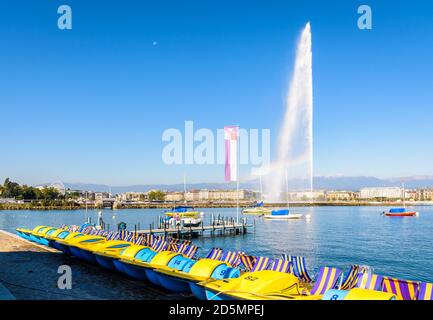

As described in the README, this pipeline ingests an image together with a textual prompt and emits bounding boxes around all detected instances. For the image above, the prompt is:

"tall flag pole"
[224,126,239,223]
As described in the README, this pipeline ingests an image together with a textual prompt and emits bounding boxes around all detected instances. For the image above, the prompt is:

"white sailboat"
[243,174,272,215]
[382,182,419,217]
[263,169,303,220]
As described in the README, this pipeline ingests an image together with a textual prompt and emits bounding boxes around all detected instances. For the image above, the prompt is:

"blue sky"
[0,0,432,185]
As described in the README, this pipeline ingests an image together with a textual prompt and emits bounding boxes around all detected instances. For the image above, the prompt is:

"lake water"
[1,206,432,283]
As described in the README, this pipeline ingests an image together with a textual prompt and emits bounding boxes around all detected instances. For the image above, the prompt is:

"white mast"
[285,168,290,208]
[259,173,263,202]
[183,173,187,204]
[236,129,240,224]
[85,191,88,223]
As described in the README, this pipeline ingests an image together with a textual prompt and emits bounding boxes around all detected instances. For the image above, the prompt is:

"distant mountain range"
[63,176,433,193]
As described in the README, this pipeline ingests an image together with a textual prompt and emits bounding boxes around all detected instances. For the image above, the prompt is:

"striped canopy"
[340,265,360,290]
[356,273,383,291]
[134,234,144,245]
[151,239,169,252]
[417,282,433,300]
[281,254,313,283]
[182,245,198,258]
[310,267,342,296]
[251,256,271,272]
[239,253,256,271]
[220,251,241,268]
[206,247,223,260]
[382,277,419,300]
[269,258,292,273]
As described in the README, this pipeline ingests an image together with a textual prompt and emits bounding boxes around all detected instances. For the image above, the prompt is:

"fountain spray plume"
[265,22,313,202]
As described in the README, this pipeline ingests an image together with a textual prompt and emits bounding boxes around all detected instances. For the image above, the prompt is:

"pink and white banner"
[224,126,239,182]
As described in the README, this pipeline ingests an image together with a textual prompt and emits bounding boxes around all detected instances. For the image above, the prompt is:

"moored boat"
[154,257,241,298]
[118,250,184,286]
[263,209,303,220]
[26,226,59,245]
[57,234,107,260]
[164,206,200,218]
[322,288,396,300]
[383,183,419,217]
[50,231,86,254]
[242,207,272,215]
[383,208,418,217]
[199,270,320,300]
[16,225,48,243]
[242,202,272,215]
[16,226,47,241]
[91,240,134,270]
[112,244,154,279]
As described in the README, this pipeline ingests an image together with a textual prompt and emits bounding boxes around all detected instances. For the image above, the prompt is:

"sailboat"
[383,183,419,217]
[164,174,204,226]
[242,201,272,215]
[263,169,303,220]
[243,175,272,215]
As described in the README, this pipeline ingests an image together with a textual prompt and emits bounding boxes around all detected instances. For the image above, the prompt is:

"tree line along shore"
[1,201,429,211]
[2,178,432,211]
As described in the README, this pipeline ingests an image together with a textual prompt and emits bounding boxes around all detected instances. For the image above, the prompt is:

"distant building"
[326,191,358,201]
[165,192,184,202]
[404,189,418,201]
[95,192,110,201]
[418,189,433,201]
[287,190,326,201]
[184,191,200,202]
[359,187,402,199]
[118,192,148,202]
[35,181,66,196]
[198,189,256,201]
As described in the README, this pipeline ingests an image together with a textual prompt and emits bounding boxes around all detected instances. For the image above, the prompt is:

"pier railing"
[134,214,253,239]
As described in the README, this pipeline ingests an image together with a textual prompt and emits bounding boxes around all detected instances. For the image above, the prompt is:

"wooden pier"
[136,219,254,239]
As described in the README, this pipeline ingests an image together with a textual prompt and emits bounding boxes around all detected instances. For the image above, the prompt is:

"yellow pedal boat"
[111,244,156,280]
[198,270,320,300]
[153,258,240,298]
[89,240,134,270]
[16,225,51,244]
[321,288,396,300]
[22,226,61,246]
[56,234,106,258]
[118,250,182,284]
[199,270,398,300]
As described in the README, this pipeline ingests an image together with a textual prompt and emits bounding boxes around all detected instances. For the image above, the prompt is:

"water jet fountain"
[265,22,313,202]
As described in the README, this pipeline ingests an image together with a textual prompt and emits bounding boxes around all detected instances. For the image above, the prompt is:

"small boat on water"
[242,202,272,215]
[163,206,203,227]
[263,209,303,220]
[383,182,419,217]
[163,215,202,228]
[383,208,419,217]
[164,206,200,218]
[262,170,303,220]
